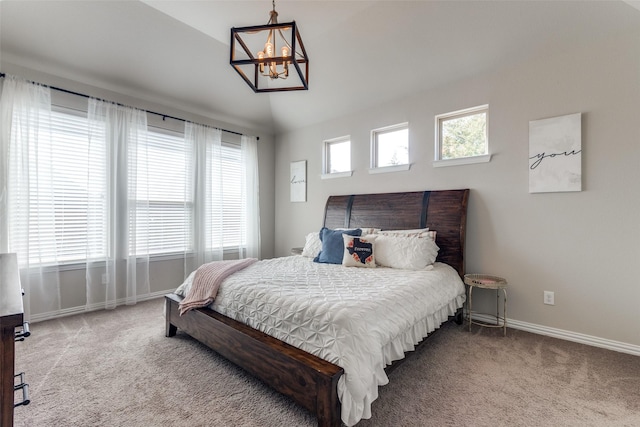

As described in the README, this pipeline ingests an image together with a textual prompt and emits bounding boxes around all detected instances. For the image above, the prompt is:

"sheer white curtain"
[184,123,260,273]
[86,98,150,309]
[241,135,261,259]
[1,75,260,318]
[186,122,224,269]
[0,75,61,320]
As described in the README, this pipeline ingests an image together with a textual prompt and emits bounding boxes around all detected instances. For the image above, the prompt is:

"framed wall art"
[290,160,307,202]
[529,112,582,193]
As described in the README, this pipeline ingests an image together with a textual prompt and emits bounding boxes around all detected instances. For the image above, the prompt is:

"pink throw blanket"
[179,258,257,315]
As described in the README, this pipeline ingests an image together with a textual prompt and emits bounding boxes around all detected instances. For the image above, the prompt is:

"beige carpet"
[14,298,640,427]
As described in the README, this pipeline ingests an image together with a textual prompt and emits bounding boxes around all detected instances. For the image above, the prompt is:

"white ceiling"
[1,1,639,135]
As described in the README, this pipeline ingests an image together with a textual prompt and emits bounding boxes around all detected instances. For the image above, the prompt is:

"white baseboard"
[472,313,640,357]
[29,289,171,323]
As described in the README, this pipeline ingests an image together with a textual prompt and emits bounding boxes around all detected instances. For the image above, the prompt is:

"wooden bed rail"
[165,293,343,427]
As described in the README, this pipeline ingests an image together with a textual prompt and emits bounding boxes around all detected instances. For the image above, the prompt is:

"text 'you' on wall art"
[529,112,582,193]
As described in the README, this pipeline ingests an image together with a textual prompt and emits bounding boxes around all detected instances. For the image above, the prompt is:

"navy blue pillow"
[313,227,362,264]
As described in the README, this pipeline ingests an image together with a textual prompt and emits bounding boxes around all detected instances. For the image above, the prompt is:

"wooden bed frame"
[165,189,469,426]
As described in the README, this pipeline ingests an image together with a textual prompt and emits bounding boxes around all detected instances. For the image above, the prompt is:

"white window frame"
[434,104,491,167]
[321,135,352,179]
[369,122,410,174]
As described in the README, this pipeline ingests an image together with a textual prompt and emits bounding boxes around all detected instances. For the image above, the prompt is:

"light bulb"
[257,51,265,73]
[265,42,274,57]
[281,46,290,78]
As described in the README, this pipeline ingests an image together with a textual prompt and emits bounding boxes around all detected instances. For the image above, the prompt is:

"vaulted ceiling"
[2,1,639,135]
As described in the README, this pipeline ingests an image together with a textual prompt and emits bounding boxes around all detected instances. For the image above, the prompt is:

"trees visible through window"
[436,105,488,161]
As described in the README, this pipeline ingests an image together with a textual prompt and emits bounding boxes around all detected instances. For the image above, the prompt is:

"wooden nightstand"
[1,253,30,425]
[464,274,508,336]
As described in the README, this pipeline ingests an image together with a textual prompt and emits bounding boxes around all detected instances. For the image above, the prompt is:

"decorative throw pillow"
[375,234,439,270]
[314,227,362,264]
[342,235,377,268]
[301,232,322,258]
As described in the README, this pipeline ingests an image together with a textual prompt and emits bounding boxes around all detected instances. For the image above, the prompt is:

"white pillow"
[378,227,428,235]
[375,234,439,270]
[301,232,322,258]
[377,228,436,242]
[337,227,381,235]
[342,234,377,268]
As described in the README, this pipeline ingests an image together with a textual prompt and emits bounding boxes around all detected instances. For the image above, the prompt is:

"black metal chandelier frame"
[230,20,309,93]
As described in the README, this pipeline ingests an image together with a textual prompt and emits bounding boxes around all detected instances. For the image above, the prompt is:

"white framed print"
[290,160,307,202]
[529,113,582,193]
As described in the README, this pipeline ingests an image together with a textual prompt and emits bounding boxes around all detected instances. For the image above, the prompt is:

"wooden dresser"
[0,254,29,427]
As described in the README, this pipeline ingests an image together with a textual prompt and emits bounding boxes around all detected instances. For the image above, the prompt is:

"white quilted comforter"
[175,256,465,426]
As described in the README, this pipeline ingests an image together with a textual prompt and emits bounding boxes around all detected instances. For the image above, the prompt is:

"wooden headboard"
[323,189,470,278]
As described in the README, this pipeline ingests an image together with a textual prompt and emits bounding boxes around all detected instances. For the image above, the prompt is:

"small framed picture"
[290,160,306,202]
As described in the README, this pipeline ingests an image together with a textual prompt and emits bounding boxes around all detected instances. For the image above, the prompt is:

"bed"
[165,189,469,426]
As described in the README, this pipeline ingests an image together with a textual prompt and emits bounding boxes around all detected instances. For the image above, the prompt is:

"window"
[322,136,351,178]
[10,107,106,265]
[370,122,409,173]
[211,140,244,248]
[134,130,245,255]
[9,105,246,266]
[133,128,193,256]
[435,105,490,166]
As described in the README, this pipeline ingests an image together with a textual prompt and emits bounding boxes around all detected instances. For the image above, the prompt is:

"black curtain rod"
[0,72,256,139]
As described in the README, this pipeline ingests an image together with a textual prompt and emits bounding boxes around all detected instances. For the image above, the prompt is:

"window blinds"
[16,107,245,265]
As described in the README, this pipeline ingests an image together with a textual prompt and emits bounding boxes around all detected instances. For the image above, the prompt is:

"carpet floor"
[14,298,640,426]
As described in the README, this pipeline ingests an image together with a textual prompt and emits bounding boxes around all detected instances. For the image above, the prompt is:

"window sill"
[368,164,411,174]
[433,154,491,168]
[321,171,353,179]
[20,248,246,272]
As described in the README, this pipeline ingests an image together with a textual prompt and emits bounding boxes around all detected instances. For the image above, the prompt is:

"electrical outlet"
[543,291,555,305]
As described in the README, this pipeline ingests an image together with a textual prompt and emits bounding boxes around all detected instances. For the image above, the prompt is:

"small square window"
[371,123,409,171]
[323,136,351,176]
[435,105,489,164]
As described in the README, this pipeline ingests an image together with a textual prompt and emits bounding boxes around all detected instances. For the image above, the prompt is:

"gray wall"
[274,27,640,348]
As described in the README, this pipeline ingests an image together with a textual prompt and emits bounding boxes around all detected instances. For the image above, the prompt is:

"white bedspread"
[175,256,465,426]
